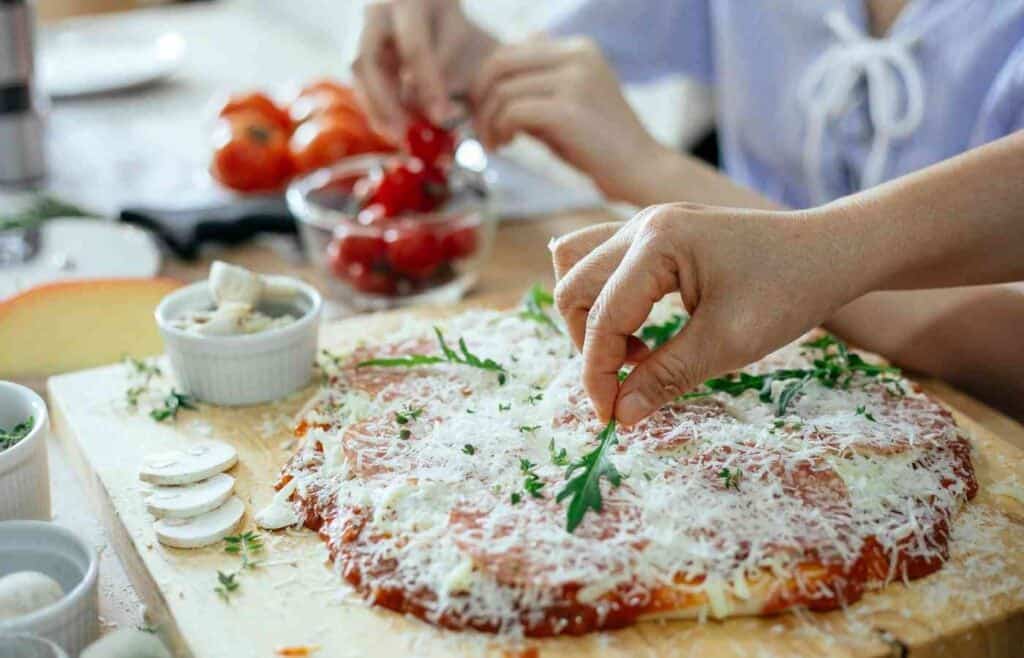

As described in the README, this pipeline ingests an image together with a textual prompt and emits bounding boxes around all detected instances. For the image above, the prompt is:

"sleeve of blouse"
[970,37,1024,145]
[548,0,713,85]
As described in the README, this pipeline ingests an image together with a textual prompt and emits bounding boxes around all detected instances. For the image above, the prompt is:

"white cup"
[0,382,50,521]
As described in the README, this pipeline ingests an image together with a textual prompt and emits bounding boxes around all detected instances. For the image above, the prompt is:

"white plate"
[41,23,185,99]
[0,219,161,300]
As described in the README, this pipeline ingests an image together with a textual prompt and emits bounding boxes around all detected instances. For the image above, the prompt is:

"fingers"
[353,3,404,137]
[582,231,681,423]
[554,226,634,350]
[469,42,563,112]
[391,0,450,124]
[615,312,717,425]
[474,71,560,147]
[550,222,621,283]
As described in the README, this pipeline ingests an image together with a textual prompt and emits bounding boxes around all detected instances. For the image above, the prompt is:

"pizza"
[274,295,977,637]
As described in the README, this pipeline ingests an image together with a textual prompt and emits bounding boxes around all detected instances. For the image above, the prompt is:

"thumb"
[614,311,718,426]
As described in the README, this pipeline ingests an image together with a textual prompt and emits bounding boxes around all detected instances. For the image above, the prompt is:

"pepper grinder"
[0,0,46,183]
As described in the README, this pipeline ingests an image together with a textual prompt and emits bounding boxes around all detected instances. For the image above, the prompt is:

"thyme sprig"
[556,420,622,533]
[124,356,162,408]
[150,390,198,422]
[215,531,264,603]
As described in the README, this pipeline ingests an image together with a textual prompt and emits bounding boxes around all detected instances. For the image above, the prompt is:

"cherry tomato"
[290,115,374,174]
[341,262,398,295]
[356,203,389,226]
[210,111,293,192]
[219,92,293,133]
[439,224,479,260]
[365,161,428,216]
[385,221,443,278]
[405,117,455,165]
[328,231,387,270]
[416,163,449,212]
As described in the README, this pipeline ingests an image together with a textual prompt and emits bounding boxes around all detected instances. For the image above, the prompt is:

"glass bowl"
[287,152,496,311]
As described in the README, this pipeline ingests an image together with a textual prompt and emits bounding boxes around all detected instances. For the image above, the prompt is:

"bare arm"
[552,132,1024,423]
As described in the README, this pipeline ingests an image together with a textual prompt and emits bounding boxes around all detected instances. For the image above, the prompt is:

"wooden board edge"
[47,377,197,658]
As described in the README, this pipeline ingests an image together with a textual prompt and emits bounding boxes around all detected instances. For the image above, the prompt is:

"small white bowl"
[154,276,322,406]
[0,521,99,655]
[0,382,50,521]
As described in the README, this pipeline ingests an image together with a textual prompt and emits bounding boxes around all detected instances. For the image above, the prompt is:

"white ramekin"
[154,276,322,406]
[0,634,70,658]
[0,521,100,655]
[0,382,50,521]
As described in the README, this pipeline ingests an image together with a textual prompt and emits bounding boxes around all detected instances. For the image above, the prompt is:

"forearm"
[624,144,780,210]
[828,131,1024,293]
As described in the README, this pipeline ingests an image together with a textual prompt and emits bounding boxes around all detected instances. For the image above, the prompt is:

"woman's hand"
[470,36,667,203]
[353,0,498,138]
[551,203,867,426]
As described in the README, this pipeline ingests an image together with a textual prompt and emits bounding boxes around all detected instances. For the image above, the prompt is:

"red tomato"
[405,117,455,165]
[366,161,428,216]
[439,224,479,260]
[289,79,360,124]
[328,231,387,271]
[290,116,373,174]
[210,111,293,192]
[341,262,398,295]
[385,222,443,278]
[417,164,449,212]
[219,92,293,133]
[356,203,389,226]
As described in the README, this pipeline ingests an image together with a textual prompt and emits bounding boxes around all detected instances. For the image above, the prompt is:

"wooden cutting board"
[48,312,1024,658]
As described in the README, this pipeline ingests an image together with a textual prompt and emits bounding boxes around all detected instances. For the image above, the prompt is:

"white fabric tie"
[798,10,925,204]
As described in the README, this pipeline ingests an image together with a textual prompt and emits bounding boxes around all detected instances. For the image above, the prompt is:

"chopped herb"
[399,428,411,440]
[466,408,476,414]
[394,405,424,425]
[462,444,476,455]
[773,419,785,428]
[150,390,197,422]
[519,284,560,333]
[524,472,545,498]
[548,439,569,467]
[617,369,629,382]
[524,392,544,405]
[519,458,536,472]
[0,194,92,231]
[856,405,877,422]
[498,402,511,412]
[510,492,522,505]
[556,420,622,533]
[643,472,654,482]
[518,425,541,433]
[357,327,507,385]
[0,416,33,452]
[640,314,685,348]
[718,468,742,490]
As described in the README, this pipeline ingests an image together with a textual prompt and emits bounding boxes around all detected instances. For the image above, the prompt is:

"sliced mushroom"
[146,473,236,519]
[154,496,245,548]
[139,441,238,486]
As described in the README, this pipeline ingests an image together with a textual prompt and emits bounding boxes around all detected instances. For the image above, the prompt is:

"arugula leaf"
[856,405,877,422]
[150,391,197,422]
[718,468,741,490]
[355,354,447,368]
[519,284,561,333]
[775,374,811,417]
[462,444,476,455]
[640,314,685,348]
[0,416,34,452]
[357,326,506,384]
[556,420,622,533]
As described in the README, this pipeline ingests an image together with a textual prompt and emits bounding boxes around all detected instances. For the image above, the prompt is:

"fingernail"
[616,390,651,426]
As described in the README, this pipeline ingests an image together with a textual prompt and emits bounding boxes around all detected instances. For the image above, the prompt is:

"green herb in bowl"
[0,415,34,452]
